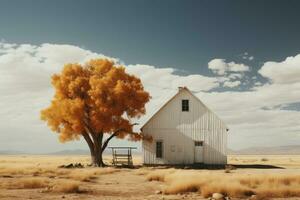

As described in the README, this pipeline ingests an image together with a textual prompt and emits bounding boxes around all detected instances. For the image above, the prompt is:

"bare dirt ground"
[0,155,300,200]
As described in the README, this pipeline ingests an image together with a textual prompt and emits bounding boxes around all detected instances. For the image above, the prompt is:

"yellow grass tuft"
[146,169,300,198]
[51,180,81,193]
[146,169,176,182]
[5,177,50,189]
[66,167,119,181]
[134,167,151,175]
[68,170,96,182]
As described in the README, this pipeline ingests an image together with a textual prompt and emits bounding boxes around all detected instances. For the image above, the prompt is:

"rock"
[62,196,65,198]
[40,186,52,193]
[155,190,162,194]
[212,193,224,200]
[248,195,257,200]
[74,163,84,168]
[58,163,84,168]
[225,197,231,200]
[65,163,74,168]
[1,175,13,178]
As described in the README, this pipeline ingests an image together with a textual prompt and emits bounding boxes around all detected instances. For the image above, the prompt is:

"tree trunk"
[83,128,129,167]
[91,148,105,167]
[83,132,106,167]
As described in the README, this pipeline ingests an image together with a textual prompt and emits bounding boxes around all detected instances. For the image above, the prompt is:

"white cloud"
[197,80,300,149]
[241,52,254,61]
[259,54,300,84]
[126,64,219,92]
[0,41,299,152]
[208,58,250,75]
[223,80,241,88]
[227,73,243,80]
[0,42,119,153]
[0,42,221,153]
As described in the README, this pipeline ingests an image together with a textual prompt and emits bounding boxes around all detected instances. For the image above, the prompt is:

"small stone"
[62,196,65,199]
[212,193,224,200]
[155,190,162,194]
[1,175,13,178]
[248,195,257,200]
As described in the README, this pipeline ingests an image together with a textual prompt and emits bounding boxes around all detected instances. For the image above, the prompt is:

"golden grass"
[146,169,176,181]
[0,157,119,182]
[0,177,82,194]
[134,167,152,175]
[67,167,119,181]
[0,155,121,195]
[2,155,300,198]
[145,169,300,198]
[67,170,96,182]
[4,177,50,189]
[51,180,81,193]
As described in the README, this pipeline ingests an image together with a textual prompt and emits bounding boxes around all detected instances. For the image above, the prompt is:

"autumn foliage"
[41,59,150,166]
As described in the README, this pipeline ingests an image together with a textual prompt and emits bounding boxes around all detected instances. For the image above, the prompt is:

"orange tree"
[41,59,150,166]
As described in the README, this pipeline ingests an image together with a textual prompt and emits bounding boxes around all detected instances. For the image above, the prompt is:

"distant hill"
[229,145,300,155]
[48,149,142,155]
[48,149,90,155]
[0,150,25,155]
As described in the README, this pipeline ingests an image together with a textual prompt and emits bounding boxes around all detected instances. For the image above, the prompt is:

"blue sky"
[0,0,300,153]
[1,0,300,74]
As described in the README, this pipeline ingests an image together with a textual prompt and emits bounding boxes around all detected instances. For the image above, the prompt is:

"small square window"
[182,99,189,112]
[195,141,203,146]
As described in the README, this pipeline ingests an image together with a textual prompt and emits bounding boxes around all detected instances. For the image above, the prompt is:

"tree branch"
[101,123,139,153]
[101,129,123,153]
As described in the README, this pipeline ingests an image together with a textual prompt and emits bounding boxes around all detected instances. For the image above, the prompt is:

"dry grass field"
[1,155,300,199]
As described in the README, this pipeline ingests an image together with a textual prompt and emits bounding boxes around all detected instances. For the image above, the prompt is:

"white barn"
[141,87,228,165]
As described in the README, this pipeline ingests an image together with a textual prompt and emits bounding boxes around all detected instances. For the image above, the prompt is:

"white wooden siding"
[142,88,227,165]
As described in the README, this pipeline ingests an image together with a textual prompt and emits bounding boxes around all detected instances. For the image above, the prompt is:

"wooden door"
[194,141,204,163]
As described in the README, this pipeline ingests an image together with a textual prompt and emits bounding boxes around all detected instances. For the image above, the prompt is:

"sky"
[0,0,300,153]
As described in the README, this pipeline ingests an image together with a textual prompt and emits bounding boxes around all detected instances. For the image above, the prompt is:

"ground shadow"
[142,164,225,170]
[231,164,284,169]
[140,163,285,170]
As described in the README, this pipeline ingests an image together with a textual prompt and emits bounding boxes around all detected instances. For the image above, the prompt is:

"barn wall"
[142,89,227,165]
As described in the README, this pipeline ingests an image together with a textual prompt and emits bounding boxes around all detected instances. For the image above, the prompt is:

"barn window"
[170,145,176,152]
[156,141,163,158]
[195,141,203,146]
[182,99,189,111]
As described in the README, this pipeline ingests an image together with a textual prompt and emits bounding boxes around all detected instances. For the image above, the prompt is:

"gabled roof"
[140,87,228,130]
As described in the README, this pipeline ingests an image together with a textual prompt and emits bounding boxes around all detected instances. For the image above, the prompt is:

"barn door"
[194,141,204,163]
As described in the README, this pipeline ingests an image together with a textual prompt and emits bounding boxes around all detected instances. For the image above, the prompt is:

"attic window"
[182,99,189,112]
[195,141,203,146]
